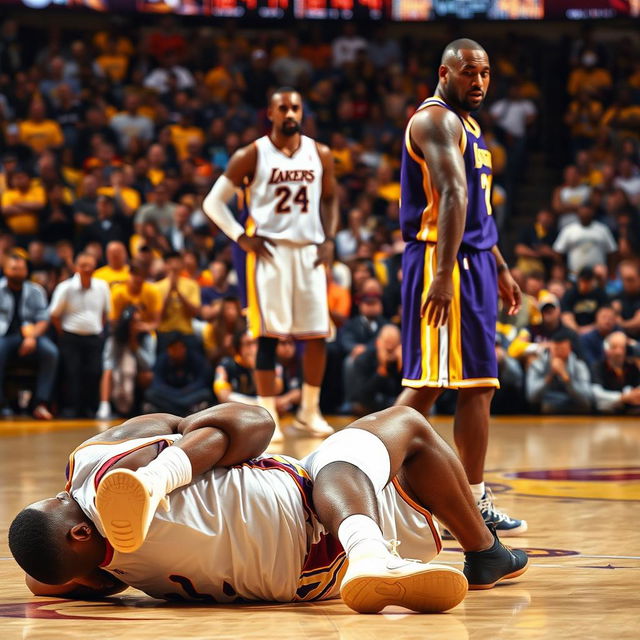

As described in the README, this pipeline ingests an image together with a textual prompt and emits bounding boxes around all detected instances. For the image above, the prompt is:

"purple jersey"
[400,96,498,250]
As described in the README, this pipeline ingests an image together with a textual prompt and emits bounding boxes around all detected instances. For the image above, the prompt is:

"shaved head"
[441,39,486,66]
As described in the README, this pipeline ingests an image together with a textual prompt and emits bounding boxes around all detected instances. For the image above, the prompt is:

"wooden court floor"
[1,414,639,639]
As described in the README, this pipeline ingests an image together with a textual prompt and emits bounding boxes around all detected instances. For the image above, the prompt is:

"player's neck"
[269,131,302,157]
[434,88,470,120]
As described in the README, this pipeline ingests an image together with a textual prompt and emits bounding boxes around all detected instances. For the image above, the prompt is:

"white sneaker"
[292,409,334,438]
[340,553,468,614]
[96,402,112,420]
[95,468,170,553]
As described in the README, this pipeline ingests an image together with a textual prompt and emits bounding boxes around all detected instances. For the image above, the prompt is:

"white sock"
[301,383,320,414]
[338,514,388,560]
[470,482,485,502]
[137,445,192,496]
[98,400,111,412]
[258,396,281,431]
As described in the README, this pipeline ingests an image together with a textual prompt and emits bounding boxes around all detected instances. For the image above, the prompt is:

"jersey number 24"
[275,186,309,214]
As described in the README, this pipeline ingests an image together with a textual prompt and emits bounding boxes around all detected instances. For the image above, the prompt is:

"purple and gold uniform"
[400,96,499,389]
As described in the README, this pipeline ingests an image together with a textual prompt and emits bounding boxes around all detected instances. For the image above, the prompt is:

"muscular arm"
[86,404,274,473]
[410,107,467,326]
[315,143,339,266]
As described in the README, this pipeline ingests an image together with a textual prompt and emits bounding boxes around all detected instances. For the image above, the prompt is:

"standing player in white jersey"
[203,88,338,442]
[9,404,528,612]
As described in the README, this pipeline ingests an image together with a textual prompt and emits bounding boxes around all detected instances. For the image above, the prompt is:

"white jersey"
[248,135,325,244]
[66,435,440,603]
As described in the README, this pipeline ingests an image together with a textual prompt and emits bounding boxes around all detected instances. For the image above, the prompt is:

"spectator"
[492,334,525,414]
[560,266,609,335]
[331,23,367,68]
[614,158,640,207]
[109,92,154,152]
[351,324,403,415]
[18,100,63,155]
[97,262,162,419]
[201,296,244,365]
[40,183,74,245]
[49,252,110,418]
[551,165,592,226]
[143,52,195,95]
[0,253,57,419]
[553,205,617,276]
[526,328,592,414]
[335,207,372,262]
[135,182,177,236]
[270,36,313,87]
[275,336,302,416]
[509,293,583,367]
[73,175,100,229]
[580,306,619,367]
[564,89,604,153]
[514,208,559,277]
[612,259,640,339]
[567,48,612,98]
[213,330,261,406]
[591,331,640,414]
[145,332,212,416]
[1,166,45,245]
[166,203,194,253]
[200,260,239,321]
[78,194,129,250]
[93,241,130,289]
[155,251,201,350]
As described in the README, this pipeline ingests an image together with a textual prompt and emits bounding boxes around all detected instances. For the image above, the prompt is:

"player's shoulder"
[310,138,332,164]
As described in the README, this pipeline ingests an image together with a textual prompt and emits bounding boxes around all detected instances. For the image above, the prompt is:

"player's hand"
[238,233,274,259]
[498,268,522,316]
[422,273,453,327]
[19,336,37,356]
[314,239,335,268]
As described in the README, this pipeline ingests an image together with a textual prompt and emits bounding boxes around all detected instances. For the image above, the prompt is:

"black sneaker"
[478,489,528,536]
[463,525,529,590]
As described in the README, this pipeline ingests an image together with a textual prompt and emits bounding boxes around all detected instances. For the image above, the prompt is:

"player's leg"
[306,406,527,612]
[395,386,442,415]
[247,243,291,442]
[291,245,333,436]
[255,337,284,442]
[455,250,526,535]
[454,387,492,486]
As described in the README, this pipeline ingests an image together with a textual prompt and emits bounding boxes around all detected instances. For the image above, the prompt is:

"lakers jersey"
[400,96,498,250]
[247,135,325,244]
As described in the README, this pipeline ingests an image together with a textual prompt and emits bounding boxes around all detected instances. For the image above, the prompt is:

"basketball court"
[1,414,638,639]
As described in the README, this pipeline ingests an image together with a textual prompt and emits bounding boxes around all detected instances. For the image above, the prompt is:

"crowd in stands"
[0,16,639,420]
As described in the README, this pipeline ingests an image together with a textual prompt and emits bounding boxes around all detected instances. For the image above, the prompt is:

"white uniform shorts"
[246,240,330,339]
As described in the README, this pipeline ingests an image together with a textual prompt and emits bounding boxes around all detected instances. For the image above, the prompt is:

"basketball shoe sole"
[96,468,168,553]
[340,560,468,614]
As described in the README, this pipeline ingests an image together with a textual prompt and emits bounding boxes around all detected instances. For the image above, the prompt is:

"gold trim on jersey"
[294,551,348,602]
[404,97,467,242]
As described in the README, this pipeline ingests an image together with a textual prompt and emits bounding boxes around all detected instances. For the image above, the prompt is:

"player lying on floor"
[8,404,528,614]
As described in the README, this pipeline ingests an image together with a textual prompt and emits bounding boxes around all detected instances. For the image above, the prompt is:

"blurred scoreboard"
[391,0,544,20]
[293,0,383,19]
[11,0,639,16]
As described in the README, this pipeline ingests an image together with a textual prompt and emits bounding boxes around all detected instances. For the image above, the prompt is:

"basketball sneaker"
[340,547,468,614]
[463,524,529,590]
[291,408,335,437]
[478,489,527,536]
[96,468,170,553]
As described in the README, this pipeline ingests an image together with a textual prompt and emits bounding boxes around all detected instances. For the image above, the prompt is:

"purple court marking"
[506,467,640,482]
[443,547,580,558]
[0,600,159,621]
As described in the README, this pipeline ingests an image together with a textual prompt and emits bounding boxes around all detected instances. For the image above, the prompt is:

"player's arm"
[85,404,274,473]
[315,142,339,268]
[491,245,522,315]
[26,569,127,599]
[202,144,273,258]
[410,107,467,327]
